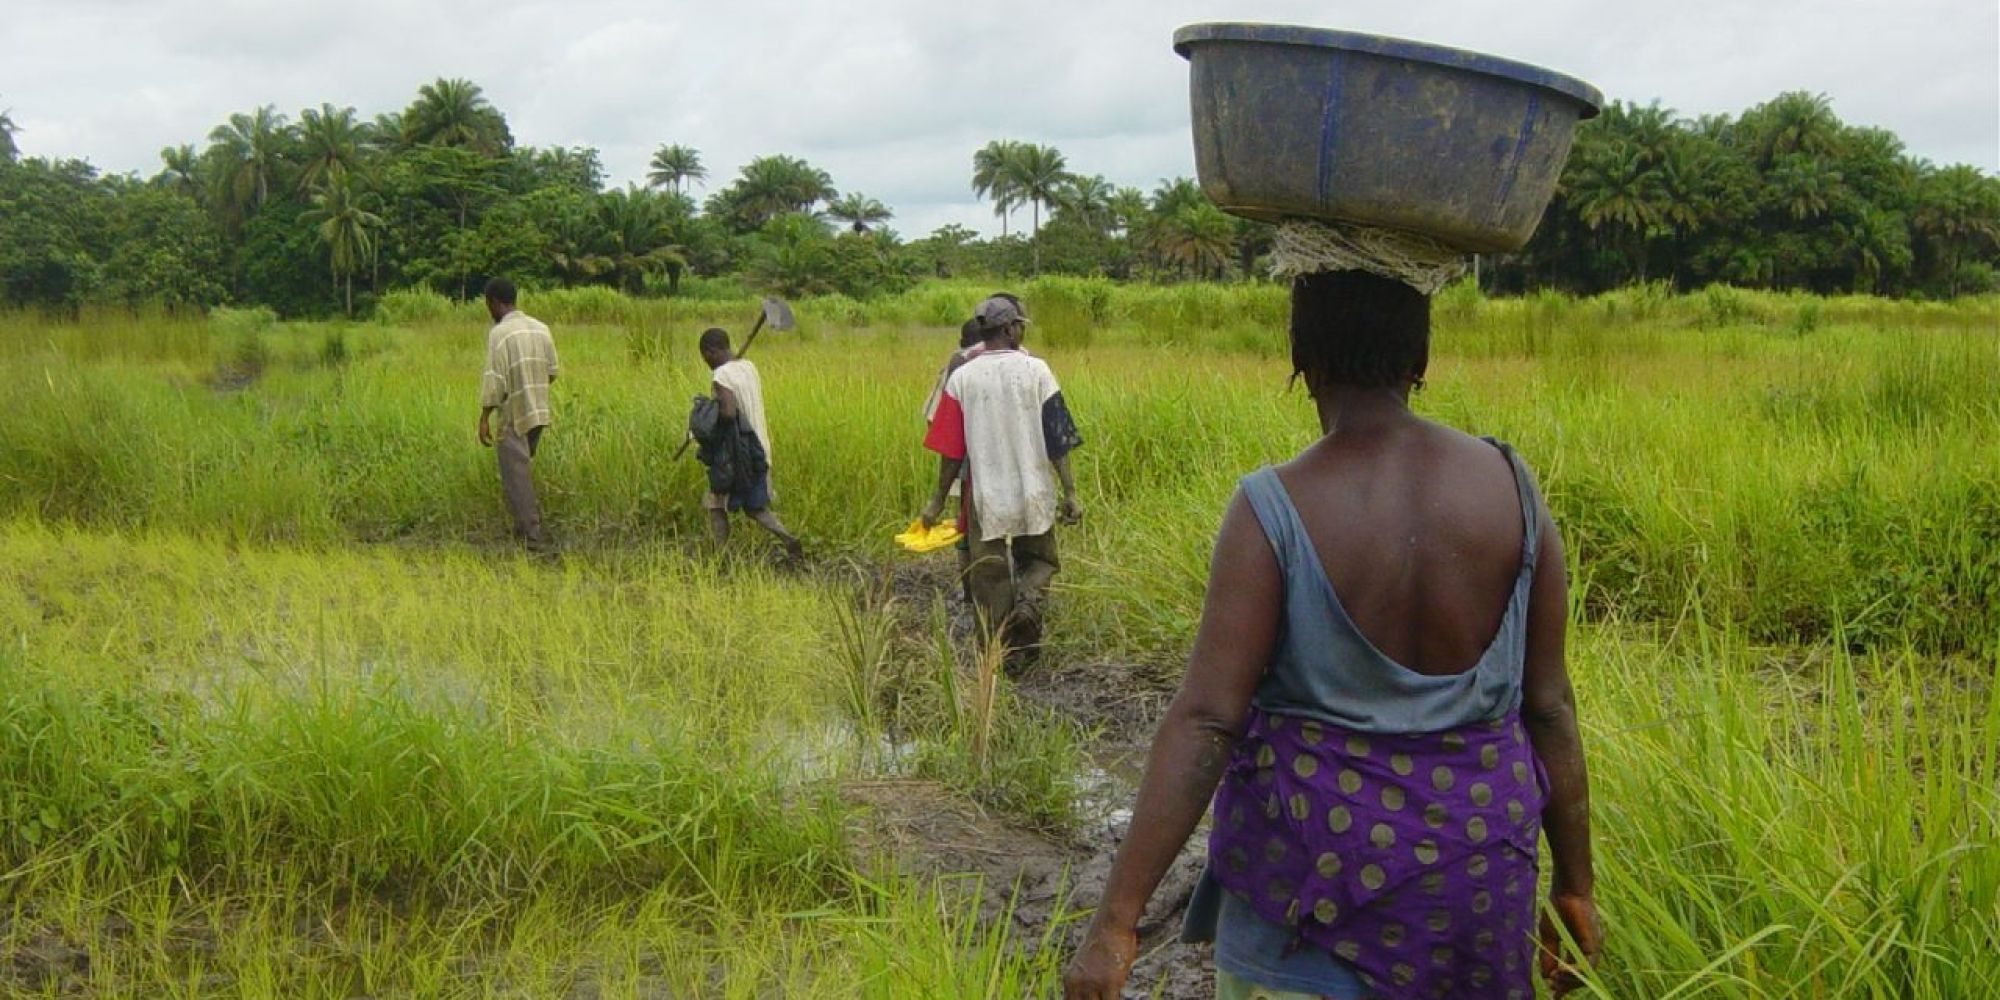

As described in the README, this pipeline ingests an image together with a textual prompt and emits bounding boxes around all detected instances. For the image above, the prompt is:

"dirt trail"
[849,559,1217,998]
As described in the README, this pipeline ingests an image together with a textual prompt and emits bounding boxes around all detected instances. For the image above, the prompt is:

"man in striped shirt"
[477,278,558,551]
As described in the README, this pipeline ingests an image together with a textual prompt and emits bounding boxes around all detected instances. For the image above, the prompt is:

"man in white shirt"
[919,294,1084,654]
[696,327,803,561]
[476,278,558,551]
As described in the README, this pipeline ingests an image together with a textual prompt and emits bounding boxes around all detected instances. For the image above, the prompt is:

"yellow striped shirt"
[480,310,558,437]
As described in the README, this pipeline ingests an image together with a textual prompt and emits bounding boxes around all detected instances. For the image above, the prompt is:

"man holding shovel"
[689,312,803,561]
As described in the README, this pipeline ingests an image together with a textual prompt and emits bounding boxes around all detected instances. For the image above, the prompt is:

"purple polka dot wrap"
[1207,708,1549,1000]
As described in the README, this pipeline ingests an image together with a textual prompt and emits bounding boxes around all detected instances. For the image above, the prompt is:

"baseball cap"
[973,294,1030,330]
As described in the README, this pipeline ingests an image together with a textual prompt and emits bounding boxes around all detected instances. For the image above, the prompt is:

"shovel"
[674,296,795,460]
[739,295,795,355]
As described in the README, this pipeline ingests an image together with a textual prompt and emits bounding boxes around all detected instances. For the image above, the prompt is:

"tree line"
[1496,93,2000,297]
[0,82,1994,317]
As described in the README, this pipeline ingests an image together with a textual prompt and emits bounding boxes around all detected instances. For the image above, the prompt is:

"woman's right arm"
[1063,490,1283,1000]
[1520,504,1602,994]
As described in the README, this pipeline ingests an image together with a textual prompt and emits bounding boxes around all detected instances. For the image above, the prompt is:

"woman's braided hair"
[1289,270,1431,392]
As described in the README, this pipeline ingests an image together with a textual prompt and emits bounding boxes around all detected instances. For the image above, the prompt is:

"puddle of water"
[765,718,920,783]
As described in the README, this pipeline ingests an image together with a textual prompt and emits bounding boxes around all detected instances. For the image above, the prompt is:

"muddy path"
[849,558,1216,998]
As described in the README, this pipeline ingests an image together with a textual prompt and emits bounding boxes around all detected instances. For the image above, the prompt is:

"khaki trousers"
[497,424,546,544]
[964,506,1058,642]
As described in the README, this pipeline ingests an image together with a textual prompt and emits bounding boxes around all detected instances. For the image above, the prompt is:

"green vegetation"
[1504,94,2000,298]
[2,85,1996,321]
[0,283,1994,995]
[3,283,1993,655]
[0,525,1072,996]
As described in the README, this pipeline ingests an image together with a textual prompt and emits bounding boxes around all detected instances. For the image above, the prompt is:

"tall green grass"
[0,524,851,894]
[0,522,1076,995]
[0,856,1069,997]
[1,285,1995,994]
[2,294,1994,657]
[1568,625,1999,997]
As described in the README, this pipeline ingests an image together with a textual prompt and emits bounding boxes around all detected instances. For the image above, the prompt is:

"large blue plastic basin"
[1174,23,1603,253]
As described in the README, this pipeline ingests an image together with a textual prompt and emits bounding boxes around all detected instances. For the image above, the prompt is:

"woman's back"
[1243,412,1538,735]
[1278,419,1527,678]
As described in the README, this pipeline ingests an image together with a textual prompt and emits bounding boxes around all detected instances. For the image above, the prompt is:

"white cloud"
[4,0,1994,237]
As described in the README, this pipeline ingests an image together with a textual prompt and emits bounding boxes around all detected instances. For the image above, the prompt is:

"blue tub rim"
[1173,22,1604,120]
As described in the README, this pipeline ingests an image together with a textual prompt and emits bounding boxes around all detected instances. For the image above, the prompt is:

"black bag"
[687,395,722,443]
[687,395,768,498]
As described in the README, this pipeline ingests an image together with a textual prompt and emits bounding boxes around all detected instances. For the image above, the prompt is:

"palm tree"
[1689,112,1734,143]
[1836,208,1911,294]
[367,112,406,153]
[1767,154,1842,221]
[1154,202,1237,280]
[540,188,607,287]
[1004,143,1070,273]
[1650,141,1709,236]
[156,144,203,201]
[1569,143,1663,280]
[402,78,510,154]
[1720,239,1781,288]
[207,105,292,216]
[827,192,892,232]
[0,104,18,163]
[1109,186,1149,237]
[1106,185,1153,273]
[1150,176,1206,217]
[300,175,384,316]
[712,154,836,230]
[296,103,369,194]
[971,140,1022,238]
[1057,174,1116,235]
[1743,91,1842,167]
[647,144,707,193]
[1835,126,1914,205]
[590,185,688,294]
[530,146,604,191]
[1913,164,2000,295]
[750,212,839,297]
[1592,100,1678,168]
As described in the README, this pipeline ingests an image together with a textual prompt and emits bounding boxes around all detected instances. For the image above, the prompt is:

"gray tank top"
[1184,439,1545,971]
[1236,437,1541,734]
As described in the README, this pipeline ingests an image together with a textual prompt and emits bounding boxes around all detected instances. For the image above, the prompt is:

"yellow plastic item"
[894,519,963,553]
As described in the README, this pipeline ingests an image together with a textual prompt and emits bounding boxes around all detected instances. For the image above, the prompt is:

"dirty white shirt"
[923,350,1080,541]
[712,358,773,469]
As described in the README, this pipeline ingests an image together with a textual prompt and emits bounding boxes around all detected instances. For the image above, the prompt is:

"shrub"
[208,305,278,336]
[532,285,633,325]
[374,289,459,325]
[1699,283,1761,328]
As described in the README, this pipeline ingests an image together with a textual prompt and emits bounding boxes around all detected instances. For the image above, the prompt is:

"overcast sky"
[5,0,1995,238]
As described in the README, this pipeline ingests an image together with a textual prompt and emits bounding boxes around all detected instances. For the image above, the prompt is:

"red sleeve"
[923,390,967,460]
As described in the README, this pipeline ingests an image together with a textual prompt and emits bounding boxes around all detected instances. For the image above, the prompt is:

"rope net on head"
[1268,218,1469,296]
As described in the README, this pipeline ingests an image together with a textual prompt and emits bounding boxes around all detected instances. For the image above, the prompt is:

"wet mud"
[850,557,1218,998]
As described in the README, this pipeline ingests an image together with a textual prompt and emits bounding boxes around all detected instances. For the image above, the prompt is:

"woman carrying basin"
[1065,23,1605,1000]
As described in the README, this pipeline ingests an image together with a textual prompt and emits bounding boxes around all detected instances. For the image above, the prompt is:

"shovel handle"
[739,310,770,358]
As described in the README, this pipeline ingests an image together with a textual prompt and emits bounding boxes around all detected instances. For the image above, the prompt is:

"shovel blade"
[761,296,796,331]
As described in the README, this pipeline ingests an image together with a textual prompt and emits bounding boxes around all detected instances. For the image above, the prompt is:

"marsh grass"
[0,859,1072,997]
[0,284,1995,994]
[1566,626,1999,997]
[0,522,1082,995]
[5,291,1992,658]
